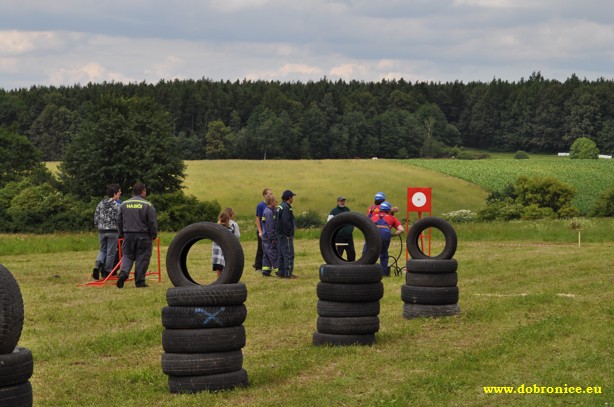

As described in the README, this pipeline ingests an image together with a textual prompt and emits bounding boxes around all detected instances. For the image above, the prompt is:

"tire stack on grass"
[313,212,383,347]
[0,264,33,407]
[402,217,460,319]
[162,222,248,393]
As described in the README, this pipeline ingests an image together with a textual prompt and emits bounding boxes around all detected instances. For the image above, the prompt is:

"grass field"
[3,226,613,406]
[16,158,613,405]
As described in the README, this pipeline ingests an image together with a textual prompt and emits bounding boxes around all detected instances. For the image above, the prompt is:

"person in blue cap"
[275,189,297,279]
[370,201,404,277]
[367,192,386,217]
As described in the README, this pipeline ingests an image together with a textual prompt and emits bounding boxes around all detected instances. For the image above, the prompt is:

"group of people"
[253,188,298,278]
[327,191,404,277]
[93,183,403,286]
[93,182,158,288]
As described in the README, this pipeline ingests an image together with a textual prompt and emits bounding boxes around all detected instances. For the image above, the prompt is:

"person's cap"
[282,190,296,200]
[380,201,392,211]
[337,196,346,201]
[374,192,386,201]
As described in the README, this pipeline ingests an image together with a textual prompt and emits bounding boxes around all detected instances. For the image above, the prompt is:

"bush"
[295,209,324,229]
[590,186,614,217]
[514,150,529,159]
[521,204,556,220]
[149,191,220,232]
[569,137,599,159]
[442,209,477,223]
[486,183,516,204]
[477,198,523,221]
[514,176,576,213]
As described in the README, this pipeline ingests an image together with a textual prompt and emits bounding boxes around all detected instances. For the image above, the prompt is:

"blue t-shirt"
[256,201,268,218]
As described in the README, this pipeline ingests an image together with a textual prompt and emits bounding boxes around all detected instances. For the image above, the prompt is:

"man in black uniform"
[116,182,158,288]
[275,189,297,279]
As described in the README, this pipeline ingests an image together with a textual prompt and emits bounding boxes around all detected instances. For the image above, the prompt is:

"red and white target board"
[406,187,432,258]
[407,187,432,213]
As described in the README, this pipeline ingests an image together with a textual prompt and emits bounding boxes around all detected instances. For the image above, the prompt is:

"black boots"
[92,267,100,280]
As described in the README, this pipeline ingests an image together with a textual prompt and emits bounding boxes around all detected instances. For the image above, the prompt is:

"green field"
[406,156,614,214]
[14,158,612,405]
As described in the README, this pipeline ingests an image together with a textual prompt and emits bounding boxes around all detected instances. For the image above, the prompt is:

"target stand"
[78,238,162,287]
[406,187,432,258]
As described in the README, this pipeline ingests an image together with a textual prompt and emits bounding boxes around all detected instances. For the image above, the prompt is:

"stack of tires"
[162,222,248,393]
[402,217,460,319]
[313,212,383,347]
[0,264,33,407]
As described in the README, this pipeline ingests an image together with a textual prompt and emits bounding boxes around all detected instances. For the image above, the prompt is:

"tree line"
[1,71,614,162]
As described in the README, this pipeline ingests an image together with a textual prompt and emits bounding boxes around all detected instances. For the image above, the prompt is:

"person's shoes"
[116,274,127,288]
[276,273,284,278]
[136,284,149,288]
[262,272,271,277]
[288,274,298,279]
[92,267,99,280]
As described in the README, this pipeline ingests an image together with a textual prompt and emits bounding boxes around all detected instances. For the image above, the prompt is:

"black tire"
[168,369,248,393]
[166,284,247,307]
[0,264,24,355]
[318,264,382,284]
[316,316,379,335]
[403,303,460,319]
[0,381,32,407]
[317,300,380,317]
[406,259,458,274]
[316,282,384,303]
[162,326,246,353]
[166,222,244,287]
[312,331,375,347]
[0,347,33,387]
[406,217,457,260]
[406,272,458,287]
[320,212,381,265]
[162,305,247,329]
[401,285,459,305]
[162,350,243,376]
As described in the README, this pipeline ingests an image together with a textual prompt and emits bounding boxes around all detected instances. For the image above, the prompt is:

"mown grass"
[182,159,488,220]
[3,222,613,406]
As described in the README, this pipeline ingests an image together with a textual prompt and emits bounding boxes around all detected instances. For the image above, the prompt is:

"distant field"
[182,159,488,220]
[405,157,614,214]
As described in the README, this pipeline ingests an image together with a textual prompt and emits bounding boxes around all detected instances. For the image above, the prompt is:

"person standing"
[253,188,272,273]
[225,207,241,240]
[92,184,121,280]
[370,201,405,277]
[275,190,297,279]
[212,210,240,278]
[116,182,157,288]
[261,194,279,277]
[327,196,355,261]
[367,192,386,217]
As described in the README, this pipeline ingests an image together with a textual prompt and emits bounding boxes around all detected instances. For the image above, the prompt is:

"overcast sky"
[1,0,613,90]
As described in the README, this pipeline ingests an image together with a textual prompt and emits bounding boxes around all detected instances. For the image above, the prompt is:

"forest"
[1,71,614,161]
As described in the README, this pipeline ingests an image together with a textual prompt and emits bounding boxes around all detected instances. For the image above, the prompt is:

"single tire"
[162,350,243,376]
[320,212,381,265]
[168,369,248,393]
[0,381,32,407]
[0,347,33,387]
[0,264,24,354]
[162,326,246,353]
[317,282,384,303]
[166,222,244,286]
[166,284,247,307]
[406,217,457,260]
[316,316,379,335]
[318,264,382,284]
[401,285,459,305]
[162,305,247,329]
[406,272,458,287]
[406,259,458,274]
[403,303,460,319]
[312,331,375,347]
[317,300,380,317]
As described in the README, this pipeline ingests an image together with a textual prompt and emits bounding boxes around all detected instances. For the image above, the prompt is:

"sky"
[1,0,613,90]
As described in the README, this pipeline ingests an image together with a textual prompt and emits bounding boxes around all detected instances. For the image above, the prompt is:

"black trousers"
[254,234,264,270]
[120,235,152,286]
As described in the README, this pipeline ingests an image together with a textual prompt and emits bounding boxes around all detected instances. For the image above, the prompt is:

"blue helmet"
[374,192,386,201]
[380,201,392,211]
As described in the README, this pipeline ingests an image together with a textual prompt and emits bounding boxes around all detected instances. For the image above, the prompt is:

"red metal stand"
[79,238,161,287]
[406,187,433,259]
